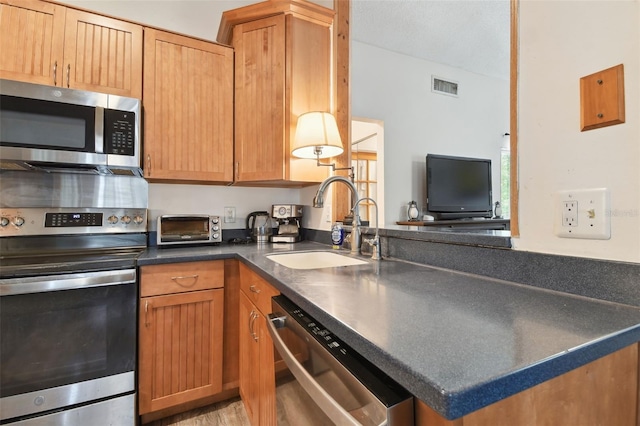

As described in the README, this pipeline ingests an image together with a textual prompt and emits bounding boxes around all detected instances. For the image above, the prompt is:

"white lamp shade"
[291,112,344,159]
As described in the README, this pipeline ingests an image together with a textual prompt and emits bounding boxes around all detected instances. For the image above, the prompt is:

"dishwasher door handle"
[267,314,361,426]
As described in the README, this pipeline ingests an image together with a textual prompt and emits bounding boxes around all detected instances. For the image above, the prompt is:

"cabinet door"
[257,312,276,426]
[0,0,65,86]
[239,292,261,426]
[143,28,234,183]
[139,289,224,415]
[239,291,276,426]
[233,15,286,182]
[63,8,142,98]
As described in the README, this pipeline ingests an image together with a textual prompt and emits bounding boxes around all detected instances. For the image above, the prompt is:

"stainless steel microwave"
[157,215,222,246]
[0,79,141,175]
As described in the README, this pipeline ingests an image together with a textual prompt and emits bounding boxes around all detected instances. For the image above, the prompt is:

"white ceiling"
[351,0,511,80]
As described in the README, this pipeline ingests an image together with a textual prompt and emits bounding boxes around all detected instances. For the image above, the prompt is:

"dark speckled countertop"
[138,241,640,420]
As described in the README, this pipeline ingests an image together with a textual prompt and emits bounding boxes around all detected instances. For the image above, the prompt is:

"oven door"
[0,269,137,423]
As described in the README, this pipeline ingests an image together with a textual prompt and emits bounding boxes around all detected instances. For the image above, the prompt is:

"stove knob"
[133,215,144,225]
[212,225,220,231]
[213,233,220,239]
[107,215,119,224]
[0,217,9,227]
[121,215,132,224]
[13,216,25,227]
[211,217,220,224]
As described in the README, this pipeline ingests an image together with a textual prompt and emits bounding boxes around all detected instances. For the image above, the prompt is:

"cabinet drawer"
[140,260,224,297]
[239,263,279,314]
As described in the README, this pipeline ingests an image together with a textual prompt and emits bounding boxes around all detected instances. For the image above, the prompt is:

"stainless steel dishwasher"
[268,295,413,426]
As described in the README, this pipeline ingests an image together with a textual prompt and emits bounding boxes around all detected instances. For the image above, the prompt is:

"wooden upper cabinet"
[219,1,335,186]
[0,0,65,86]
[0,0,142,98]
[143,28,234,183]
[233,15,286,183]
[62,8,142,98]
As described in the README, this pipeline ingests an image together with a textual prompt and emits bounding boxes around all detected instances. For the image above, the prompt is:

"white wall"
[148,184,300,231]
[515,0,640,263]
[352,41,510,225]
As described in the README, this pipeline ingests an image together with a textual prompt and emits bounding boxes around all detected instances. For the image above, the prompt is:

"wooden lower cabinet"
[239,262,279,426]
[138,261,226,416]
[416,342,640,426]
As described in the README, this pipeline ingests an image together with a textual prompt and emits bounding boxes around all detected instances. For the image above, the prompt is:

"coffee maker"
[270,204,303,243]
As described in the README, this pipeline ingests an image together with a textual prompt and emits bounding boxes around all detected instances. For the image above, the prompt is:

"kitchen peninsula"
[138,240,640,424]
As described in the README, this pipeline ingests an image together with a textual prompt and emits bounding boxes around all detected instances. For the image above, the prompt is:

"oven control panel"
[0,208,147,237]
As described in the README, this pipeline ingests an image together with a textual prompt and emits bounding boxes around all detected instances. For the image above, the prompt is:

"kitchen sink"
[266,251,368,270]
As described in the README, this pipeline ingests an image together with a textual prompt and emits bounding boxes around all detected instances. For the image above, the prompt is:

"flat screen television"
[426,154,493,220]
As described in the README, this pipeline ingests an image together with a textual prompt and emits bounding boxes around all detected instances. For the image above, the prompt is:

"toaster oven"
[157,215,221,246]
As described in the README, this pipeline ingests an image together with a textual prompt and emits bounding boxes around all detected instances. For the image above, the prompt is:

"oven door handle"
[267,314,362,426]
[0,269,136,296]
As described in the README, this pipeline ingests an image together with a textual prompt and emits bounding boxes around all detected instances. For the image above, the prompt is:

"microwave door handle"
[95,107,104,154]
[267,314,361,426]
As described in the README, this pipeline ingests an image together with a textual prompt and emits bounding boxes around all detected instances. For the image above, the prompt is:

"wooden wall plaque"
[580,64,625,131]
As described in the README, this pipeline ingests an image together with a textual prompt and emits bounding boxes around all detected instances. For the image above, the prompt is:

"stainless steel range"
[0,170,147,425]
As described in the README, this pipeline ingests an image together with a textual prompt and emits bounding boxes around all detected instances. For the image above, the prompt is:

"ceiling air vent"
[431,76,459,97]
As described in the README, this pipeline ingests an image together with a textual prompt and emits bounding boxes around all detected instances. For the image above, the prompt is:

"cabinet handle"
[249,285,261,294]
[171,274,199,287]
[144,300,152,327]
[53,61,58,86]
[66,64,70,88]
[146,155,151,176]
[249,310,258,342]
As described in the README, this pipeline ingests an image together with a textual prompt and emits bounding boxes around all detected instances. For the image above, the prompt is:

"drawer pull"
[249,285,261,294]
[171,274,199,287]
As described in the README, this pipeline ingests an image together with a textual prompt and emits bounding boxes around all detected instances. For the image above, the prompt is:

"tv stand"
[396,218,510,231]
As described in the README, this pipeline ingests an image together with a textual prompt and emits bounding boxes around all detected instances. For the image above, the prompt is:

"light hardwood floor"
[147,397,250,426]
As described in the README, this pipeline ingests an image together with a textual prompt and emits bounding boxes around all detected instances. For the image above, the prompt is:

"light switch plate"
[224,206,236,223]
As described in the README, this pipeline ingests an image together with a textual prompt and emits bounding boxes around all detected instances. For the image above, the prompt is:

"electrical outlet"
[224,207,236,223]
[324,205,332,223]
[562,201,578,227]
[554,189,610,239]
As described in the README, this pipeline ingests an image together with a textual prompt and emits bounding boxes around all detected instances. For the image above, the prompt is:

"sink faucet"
[313,175,361,255]
[355,197,381,260]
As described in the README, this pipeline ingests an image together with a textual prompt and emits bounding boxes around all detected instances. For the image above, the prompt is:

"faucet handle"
[363,236,381,260]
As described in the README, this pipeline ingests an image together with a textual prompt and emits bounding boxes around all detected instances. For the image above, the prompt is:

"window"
[500,149,510,218]
[351,152,377,223]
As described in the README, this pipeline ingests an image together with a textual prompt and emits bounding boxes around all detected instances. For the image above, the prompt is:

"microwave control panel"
[104,109,136,156]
